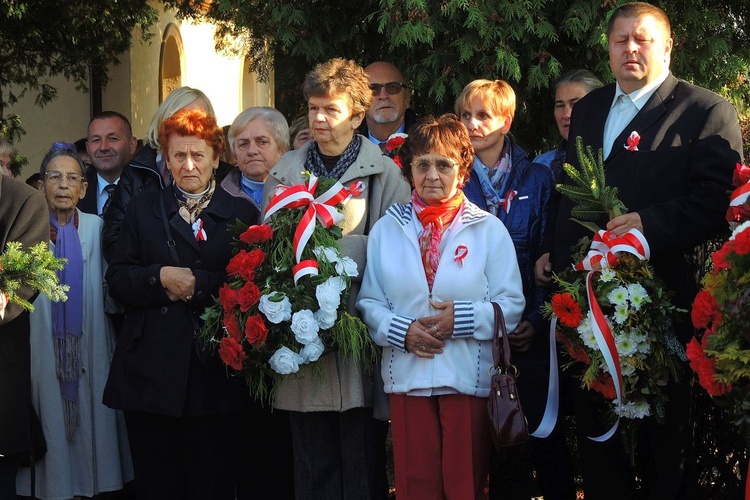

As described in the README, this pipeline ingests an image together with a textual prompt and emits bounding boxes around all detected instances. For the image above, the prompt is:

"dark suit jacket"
[103,186,260,417]
[77,165,100,215]
[0,175,49,456]
[551,73,743,342]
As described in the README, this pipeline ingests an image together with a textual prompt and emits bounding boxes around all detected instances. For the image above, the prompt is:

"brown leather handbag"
[487,302,529,452]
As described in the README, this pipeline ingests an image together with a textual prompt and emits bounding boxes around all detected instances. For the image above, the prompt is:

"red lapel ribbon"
[499,189,517,214]
[575,228,650,442]
[263,173,350,284]
[192,218,207,241]
[454,245,468,266]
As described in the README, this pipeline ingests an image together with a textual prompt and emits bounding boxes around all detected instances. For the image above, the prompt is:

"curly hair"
[399,114,474,186]
[303,58,373,117]
[159,108,224,160]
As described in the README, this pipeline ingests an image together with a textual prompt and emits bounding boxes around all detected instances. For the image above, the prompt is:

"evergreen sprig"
[557,136,628,231]
[1,241,68,313]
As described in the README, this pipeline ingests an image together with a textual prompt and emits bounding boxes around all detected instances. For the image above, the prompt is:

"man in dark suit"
[541,3,743,499]
[0,174,49,496]
[79,111,137,216]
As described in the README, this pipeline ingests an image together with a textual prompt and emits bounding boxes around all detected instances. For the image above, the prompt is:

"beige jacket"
[262,136,410,412]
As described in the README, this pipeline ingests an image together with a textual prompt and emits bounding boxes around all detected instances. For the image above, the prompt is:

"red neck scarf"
[412,190,464,290]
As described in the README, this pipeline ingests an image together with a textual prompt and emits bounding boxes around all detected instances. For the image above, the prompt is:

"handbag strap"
[159,193,181,266]
[491,302,513,371]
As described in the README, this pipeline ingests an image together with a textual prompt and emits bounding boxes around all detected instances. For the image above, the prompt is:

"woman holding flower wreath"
[103,108,261,499]
[262,57,410,500]
[357,114,525,498]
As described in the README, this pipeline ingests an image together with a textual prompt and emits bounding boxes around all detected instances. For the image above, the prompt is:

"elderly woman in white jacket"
[357,114,525,500]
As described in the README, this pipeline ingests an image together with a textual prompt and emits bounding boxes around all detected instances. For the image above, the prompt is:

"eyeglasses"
[413,160,457,175]
[369,82,408,95]
[44,171,84,186]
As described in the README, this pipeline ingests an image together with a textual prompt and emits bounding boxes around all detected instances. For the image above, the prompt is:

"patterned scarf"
[304,135,362,180]
[50,211,84,441]
[473,140,511,216]
[173,180,215,225]
[412,190,465,290]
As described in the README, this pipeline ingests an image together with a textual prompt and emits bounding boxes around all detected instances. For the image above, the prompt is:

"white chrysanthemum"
[300,337,325,363]
[613,304,629,324]
[608,286,629,306]
[630,329,650,354]
[599,268,617,283]
[627,283,650,311]
[291,309,320,345]
[579,328,598,351]
[613,399,651,419]
[258,293,292,324]
[616,334,637,357]
[620,360,636,377]
[269,346,304,374]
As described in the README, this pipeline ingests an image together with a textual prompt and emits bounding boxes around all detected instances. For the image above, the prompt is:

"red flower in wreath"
[733,162,750,187]
[237,281,261,312]
[551,292,584,328]
[226,248,266,281]
[686,337,732,397]
[218,283,240,313]
[384,133,408,168]
[218,337,248,370]
[223,314,243,342]
[691,290,720,329]
[240,224,273,245]
[590,373,617,399]
[244,314,268,348]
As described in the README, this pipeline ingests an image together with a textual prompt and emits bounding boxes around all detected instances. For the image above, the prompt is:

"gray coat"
[262,135,410,412]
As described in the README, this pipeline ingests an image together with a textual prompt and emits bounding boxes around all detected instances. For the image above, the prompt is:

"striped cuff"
[387,315,415,352]
[452,301,474,337]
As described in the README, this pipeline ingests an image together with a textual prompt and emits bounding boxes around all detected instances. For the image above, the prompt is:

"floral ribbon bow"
[264,173,350,283]
[192,219,207,241]
[575,228,650,442]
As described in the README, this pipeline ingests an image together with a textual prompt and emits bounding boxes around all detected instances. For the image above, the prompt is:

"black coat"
[551,74,743,342]
[0,176,49,456]
[103,185,259,417]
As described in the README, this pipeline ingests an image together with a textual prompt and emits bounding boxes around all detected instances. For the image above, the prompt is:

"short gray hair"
[228,106,290,157]
[554,69,604,95]
[39,143,85,177]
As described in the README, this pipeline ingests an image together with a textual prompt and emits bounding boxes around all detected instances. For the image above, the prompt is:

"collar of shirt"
[368,121,406,145]
[96,173,119,197]
[611,70,670,111]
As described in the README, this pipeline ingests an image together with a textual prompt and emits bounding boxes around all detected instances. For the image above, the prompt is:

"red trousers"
[390,393,492,500]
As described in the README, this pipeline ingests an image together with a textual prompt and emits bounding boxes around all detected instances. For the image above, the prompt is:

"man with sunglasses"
[360,61,418,150]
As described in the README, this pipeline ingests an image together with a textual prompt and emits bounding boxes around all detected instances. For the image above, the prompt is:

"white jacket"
[356,200,525,398]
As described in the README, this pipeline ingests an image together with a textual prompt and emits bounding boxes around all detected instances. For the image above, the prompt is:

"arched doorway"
[159,24,185,103]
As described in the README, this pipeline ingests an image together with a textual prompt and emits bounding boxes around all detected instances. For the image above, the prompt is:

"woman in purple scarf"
[16,143,133,499]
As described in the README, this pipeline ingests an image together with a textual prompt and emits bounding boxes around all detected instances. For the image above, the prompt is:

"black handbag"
[487,302,529,452]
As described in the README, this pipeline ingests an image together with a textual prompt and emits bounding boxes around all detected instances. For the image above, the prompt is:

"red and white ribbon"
[0,292,7,320]
[348,180,365,198]
[454,245,468,266]
[263,173,350,284]
[730,183,750,207]
[499,189,517,214]
[574,228,650,441]
[192,218,207,241]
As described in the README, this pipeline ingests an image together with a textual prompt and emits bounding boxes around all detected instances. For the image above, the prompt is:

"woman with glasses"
[456,80,563,499]
[15,142,133,499]
[262,57,410,500]
[357,114,525,499]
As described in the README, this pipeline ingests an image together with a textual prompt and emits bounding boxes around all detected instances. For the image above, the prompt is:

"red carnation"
[237,281,261,313]
[244,314,269,348]
[691,290,720,329]
[246,248,266,270]
[218,283,240,313]
[551,293,584,328]
[218,337,248,371]
[732,226,750,255]
[686,337,732,396]
[223,314,243,342]
[732,162,750,187]
[385,135,406,153]
[226,251,254,280]
[711,244,733,273]
[240,224,273,245]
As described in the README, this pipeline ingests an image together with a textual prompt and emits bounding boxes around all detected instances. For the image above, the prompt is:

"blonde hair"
[146,87,215,150]
[454,79,516,121]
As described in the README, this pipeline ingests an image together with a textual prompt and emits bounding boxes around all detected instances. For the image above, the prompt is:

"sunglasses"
[369,82,408,96]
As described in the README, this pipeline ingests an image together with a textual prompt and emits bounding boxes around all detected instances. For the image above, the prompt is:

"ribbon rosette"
[264,173,351,284]
[454,245,468,266]
[500,189,517,214]
[624,131,640,152]
[574,228,650,442]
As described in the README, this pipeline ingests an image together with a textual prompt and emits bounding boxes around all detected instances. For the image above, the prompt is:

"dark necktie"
[102,184,116,216]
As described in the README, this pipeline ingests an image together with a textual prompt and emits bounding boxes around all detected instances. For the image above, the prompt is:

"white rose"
[335,256,358,277]
[291,309,320,345]
[268,346,304,375]
[301,337,325,363]
[316,277,345,313]
[313,246,339,263]
[258,293,292,324]
[314,307,338,330]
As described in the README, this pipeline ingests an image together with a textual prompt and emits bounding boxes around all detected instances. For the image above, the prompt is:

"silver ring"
[432,324,438,330]
[419,344,425,351]
[186,295,192,300]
